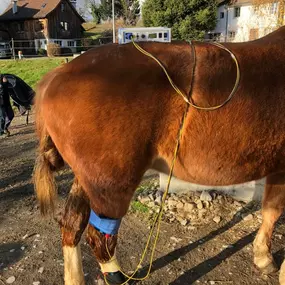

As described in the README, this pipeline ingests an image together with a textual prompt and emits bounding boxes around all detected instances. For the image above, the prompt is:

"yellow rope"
[103,38,240,285]
[131,39,240,111]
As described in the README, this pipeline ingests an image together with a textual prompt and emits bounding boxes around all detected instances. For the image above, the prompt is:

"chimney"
[12,0,18,14]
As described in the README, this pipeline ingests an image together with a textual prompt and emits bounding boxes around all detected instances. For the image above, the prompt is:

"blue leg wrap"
[89,209,122,235]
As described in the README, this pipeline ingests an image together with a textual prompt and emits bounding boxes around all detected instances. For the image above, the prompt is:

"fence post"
[11,38,16,60]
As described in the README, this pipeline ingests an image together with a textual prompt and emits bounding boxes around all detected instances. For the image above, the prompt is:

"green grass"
[130,201,149,213]
[0,58,66,89]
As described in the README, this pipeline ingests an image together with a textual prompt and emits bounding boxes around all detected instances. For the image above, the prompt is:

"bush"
[47,43,61,57]
[38,48,47,56]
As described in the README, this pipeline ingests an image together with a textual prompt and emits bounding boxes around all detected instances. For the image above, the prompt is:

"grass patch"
[130,201,149,213]
[0,58,67,89]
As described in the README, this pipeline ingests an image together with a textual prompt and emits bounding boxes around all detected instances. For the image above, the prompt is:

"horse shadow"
[136,201,283,284]
[0,242,26,273]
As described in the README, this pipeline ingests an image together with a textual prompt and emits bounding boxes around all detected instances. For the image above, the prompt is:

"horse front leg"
[253,173,285,278]
[58,179,90,285]
[86,214,127,285]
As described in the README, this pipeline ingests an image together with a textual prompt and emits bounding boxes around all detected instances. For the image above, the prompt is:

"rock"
[38,267,44,274]
[213,216,221,224]
[155,195,162,205]
[204,201,210,208]
[21,247,25,251]
[209,281,215,285]
[234,201,242,207]
[184,202,196,212]
[196,201,203,210]
[168,200,178,208]
[169,217,175,222]
[198,209,207,219]
[176,216,188,226]
[140,196,151,204]
[22,234,28,240]
[276,234,283,240]
[6,276,16,284]
[200,191,212,202]
[33,282,40,285]
[187,226,196,230]
[170,236,182,243]
[148,194,155,201]
[242,214,254,221]
[176,202,184,209]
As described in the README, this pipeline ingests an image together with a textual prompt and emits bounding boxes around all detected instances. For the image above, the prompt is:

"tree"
[142,0,218,41]
[89,0,140,25]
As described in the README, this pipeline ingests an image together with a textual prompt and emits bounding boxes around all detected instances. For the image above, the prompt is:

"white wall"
[0,0,10,15]
[211,2,279,42]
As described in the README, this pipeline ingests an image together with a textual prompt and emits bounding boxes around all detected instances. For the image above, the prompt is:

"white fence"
[5,36,113,59]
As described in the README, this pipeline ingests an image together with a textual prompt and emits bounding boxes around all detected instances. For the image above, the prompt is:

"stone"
[180,219,188,226]
[234,201,243,207]
[204,201,210,209]
[213,216,221,224]
[242,214,254,221]
[184,202,196,212]
[176,202,184,209]
[196,201,203,210]
[155,195,162,205]
[38,267,44,274]
[33,282,40,285]
[200,191,212,202]
[148,194,155,201]
[198,209,207,219]
[6,276,16,284]
[140,196,151,204]
[168,200,178,208]
[170,236,182,243]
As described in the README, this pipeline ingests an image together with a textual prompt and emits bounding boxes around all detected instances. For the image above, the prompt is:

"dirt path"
[0,114,284,285]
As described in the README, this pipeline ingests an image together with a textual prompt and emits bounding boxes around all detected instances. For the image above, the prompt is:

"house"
[209,0,281,42]
[0,0,85,54]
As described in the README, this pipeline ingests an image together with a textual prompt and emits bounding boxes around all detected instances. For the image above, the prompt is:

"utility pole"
[112,0,116,43]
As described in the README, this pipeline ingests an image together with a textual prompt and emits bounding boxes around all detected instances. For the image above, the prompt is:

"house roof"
[0,0,85,22]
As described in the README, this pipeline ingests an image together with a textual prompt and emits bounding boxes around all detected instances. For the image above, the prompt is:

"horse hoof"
[98,271,132,285]
[260,261,278,275]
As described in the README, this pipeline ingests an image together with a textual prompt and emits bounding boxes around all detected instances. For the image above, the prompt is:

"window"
[15,22,24,32]
[61,3,65,12]
[67,41,75,47]
[270,2,278,14]
[220,12,225,19]
[249,29,259,40]
[54,40,62,46]
[228,31,236,39]
[234,7,241,17]
[60,21,69,31]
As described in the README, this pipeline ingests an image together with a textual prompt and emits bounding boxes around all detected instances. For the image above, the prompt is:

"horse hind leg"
[58,179,90,285]
[253,173,285,277]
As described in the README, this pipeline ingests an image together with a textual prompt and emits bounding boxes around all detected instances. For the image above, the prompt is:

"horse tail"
[34,75,64,216]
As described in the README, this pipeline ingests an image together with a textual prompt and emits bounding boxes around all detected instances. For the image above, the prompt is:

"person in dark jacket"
[0,74,14,137]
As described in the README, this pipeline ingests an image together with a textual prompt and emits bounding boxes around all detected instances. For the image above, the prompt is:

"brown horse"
[34,27,285,284]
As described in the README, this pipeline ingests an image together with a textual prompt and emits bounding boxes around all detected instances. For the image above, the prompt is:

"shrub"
[47,43,61,57]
